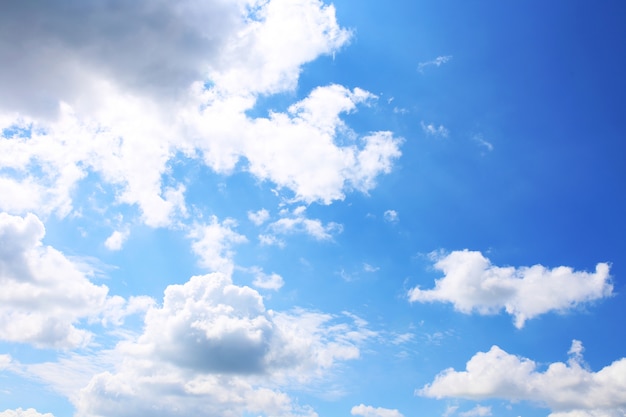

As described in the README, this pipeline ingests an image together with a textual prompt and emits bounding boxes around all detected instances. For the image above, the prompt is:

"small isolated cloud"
[472,134,493,152]
[248,208,270,226]
[384,210,399,223]
[250,267,285,291]
[363,263,380,273]
[351,404,404,417]
[419,341,626,417]
[0,409,55,417]
[421,121,449,138]
[104,229,129,251]
[266,206,342,241]
[408,250,612,328]
[460,405,492,417]
[418,55,452,72]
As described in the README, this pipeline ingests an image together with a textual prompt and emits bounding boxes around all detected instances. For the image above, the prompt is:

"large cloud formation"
[76,272,374,417]
[0,0,401,226]
[419,341,626,417]
[408,250,612,327]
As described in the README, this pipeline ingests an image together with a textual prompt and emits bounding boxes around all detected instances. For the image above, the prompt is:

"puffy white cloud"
[0,212,108,348]
[250,267,285,291]
[351,404,404,417]
[248,208,270,226]
[208,0,351,97]
[0,212,152,348]
[0,409,54,417]
[104,229,129,251]
[77,272,374,417]
[188,216,247,275]
[408,250,612,328]
[419,341,626,417]
[189,84,402,204]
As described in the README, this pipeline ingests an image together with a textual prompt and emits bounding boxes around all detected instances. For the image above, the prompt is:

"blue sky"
[1,1,625,417]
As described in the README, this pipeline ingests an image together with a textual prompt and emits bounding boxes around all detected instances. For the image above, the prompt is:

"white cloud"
[250,267,285,291]
[421,121,449,138]
[418,55,452,72]
[104,229,130,251]
[0,409,54,417]
[267,206,342,240]
[459,405,492,417]
[76,272,374,417]
[419,341,626,417]
[351,404,404,417]
[248,208,270,226]
[0,212,155,348]
[0,0,401,224]
[188,216,247,275]
[384,210,399,223]
[408,250,612,328]
[0,212,108,348]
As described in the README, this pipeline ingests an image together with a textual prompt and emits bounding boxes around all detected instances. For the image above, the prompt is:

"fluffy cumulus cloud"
[76,272,374,417]
[408,250,612,328]
[0,212,149,348]
[0,212,108,348]
[351,404,404,417]
[0,0,402,226]
[419,341,626,417]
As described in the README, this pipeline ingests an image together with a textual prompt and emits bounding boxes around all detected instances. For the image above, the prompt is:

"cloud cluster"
[0,0,402,227]
[76,272,374,416]
[408,250,612,327]
[419,341,626,417]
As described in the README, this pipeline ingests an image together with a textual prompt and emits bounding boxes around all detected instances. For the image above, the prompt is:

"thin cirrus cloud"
[419,340,626,417]
[417,55,452,72]
[408,250,612,328]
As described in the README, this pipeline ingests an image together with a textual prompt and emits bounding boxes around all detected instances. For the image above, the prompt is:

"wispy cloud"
[418,55,452,73]
[472,133,494,152]
[421,121,449,138]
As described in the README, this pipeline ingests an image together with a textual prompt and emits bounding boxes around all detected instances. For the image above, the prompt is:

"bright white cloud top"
[408,250,613,328]
[1,1,625,417]
[419,341,626,417]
